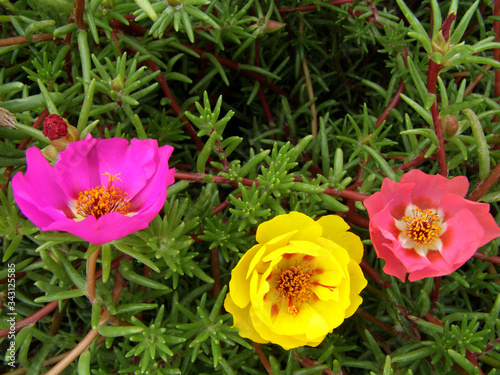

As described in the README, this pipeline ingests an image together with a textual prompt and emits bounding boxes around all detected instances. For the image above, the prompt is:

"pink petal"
[401,170,469,208]
[440,194,500,246]
[93,138,158,197]
[129,145,174,212]
[44,211,156,244]
[12,148,73,227]
[54,137,100,199]
[364,179,415,220]
[368,206,409,281]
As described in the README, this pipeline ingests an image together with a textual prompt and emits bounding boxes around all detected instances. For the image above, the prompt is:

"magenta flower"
[364,170,500,281]
[12,137,175,244]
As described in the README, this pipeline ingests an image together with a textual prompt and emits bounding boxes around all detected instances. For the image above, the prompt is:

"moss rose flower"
[224,211,367,350]
[12,137,175,244]
[364,169,500,282]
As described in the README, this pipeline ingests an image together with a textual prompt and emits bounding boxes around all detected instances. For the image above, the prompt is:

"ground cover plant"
[1,0,500,374]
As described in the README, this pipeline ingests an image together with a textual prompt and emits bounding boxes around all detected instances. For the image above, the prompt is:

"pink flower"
[12,137,175,244]
[364,170,500,281]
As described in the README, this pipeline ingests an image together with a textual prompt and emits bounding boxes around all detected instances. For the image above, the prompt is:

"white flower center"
[395,205,446,256]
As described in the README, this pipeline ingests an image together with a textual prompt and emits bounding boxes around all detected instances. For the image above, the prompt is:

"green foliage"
[1,0,500,374]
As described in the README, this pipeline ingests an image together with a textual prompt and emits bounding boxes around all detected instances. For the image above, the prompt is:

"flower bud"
[42,114,80,152]
[442,114,459,137]
[264,20,286,33]
[43,114,68,140]
[110,74,125,92]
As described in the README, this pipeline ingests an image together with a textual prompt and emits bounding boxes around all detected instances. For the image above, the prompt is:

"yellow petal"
[256,211,322,244]
[344,260,367,318]
[317,215,364,263]
[314,237,351,267]
[224,292,268,344]
[262,240,329,263]
[306,297,346,330]
[249,306,308,350]
[248,230,297,278]
[229,244,262,308]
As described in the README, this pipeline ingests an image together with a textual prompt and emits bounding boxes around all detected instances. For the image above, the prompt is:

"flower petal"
[12,147,73,227]
[224,293,268,344]
[401,170,469,202]
[317,215,364,263]
[54,137,100,199]
[256,211,322,244]
[228,244,262,308]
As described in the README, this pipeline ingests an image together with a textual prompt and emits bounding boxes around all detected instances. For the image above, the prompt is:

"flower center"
[402,208,442,247]
[275,265,312,316]
[75,173,130,219]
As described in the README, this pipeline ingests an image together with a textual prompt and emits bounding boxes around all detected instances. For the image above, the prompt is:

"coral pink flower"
[364,170,500,281]
[12,137,175,244]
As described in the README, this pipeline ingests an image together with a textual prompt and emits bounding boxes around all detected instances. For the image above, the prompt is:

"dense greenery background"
[0,0,500,374]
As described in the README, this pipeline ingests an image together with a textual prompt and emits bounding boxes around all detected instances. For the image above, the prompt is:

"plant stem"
[44,310,110,375]
[0,301,58,338]
[210,248,221,298]
[253,342,273,375]
[356,309,412,341]
[427,59,447,176]
[468,162,500,201]
[0,34,55,46]
[87,245,102,304]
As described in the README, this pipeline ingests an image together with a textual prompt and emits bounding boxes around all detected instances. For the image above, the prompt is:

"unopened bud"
[442,114,459,137]
[264,20,286,33]
[110,74,125,92]
[43,114,68,140]
[43,114,80,152]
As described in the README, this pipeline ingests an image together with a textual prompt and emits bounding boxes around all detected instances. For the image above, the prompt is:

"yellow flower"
[224,211,367,350]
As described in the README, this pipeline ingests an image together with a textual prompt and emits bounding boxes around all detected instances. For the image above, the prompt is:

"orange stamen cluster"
[402,208,442,247]
[75,173,130,219]
[275,264,313,316]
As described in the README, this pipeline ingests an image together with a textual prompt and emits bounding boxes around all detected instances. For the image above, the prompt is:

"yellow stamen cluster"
[275,265,312,316]
[75,173,130,218]
[403,208,442,247]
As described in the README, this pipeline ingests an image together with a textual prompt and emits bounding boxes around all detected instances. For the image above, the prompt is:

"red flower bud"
[43,114,68,140]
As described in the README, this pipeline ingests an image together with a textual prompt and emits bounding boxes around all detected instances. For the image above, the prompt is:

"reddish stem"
[253,342,272,375]
[210,248,221,298]
[75,0,86,29]
[357,309,412,341]
[376,79,405,127]
[0,301,59,337]
[430,276,440,309]
[143,58,204,152]
[86,246,101,304]
[468,161,500,201]
[360,259,392,289]
[472,251,500,264]
[395,148,430,171]
[0,34,55,47]
[427,59,447,176]
[175,171,369,201]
